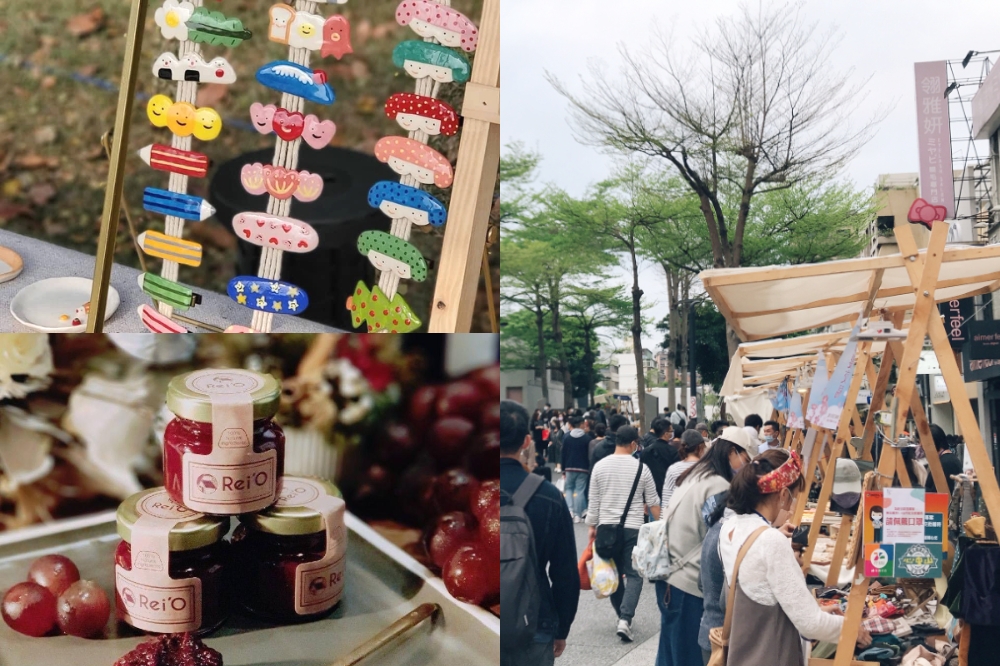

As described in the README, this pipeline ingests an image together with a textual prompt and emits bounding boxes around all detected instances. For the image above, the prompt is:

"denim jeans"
[655,581,705,666]
[564,471,589,518]
[610,528,643,623]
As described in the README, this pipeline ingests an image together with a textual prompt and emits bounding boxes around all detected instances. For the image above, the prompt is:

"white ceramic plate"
[0,246,23,284]
[10,277,120,332]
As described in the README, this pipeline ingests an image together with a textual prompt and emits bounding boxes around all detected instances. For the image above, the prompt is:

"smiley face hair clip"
[268,4,353,60]
[153,52,237,85]
[248,103,336,149]
[147,94,223,141]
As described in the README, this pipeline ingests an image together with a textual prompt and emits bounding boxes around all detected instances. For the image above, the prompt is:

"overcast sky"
[501,0,1000,350]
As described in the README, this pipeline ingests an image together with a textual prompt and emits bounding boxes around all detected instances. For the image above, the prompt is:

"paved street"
[552,467,662,666]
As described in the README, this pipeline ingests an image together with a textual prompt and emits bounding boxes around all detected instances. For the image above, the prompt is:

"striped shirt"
[660,460,698,512]
[586,454,660,530]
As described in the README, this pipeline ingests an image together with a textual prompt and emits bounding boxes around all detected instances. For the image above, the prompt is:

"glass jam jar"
[163,368,284,515]
[114,488,230,636]
[232,476,346,622]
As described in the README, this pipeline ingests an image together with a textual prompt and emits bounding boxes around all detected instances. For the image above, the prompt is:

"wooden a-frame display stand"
[87,0,499,333]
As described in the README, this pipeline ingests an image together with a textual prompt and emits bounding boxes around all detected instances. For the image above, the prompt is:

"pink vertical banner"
[914,61,955,219]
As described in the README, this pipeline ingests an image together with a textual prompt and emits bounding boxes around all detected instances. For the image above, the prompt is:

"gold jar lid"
[166,368,281,423]
[117,488,229,551]
[239,476,342,536]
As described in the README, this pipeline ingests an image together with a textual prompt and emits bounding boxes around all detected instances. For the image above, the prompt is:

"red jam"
[163,415,285,509]
[114,540,228,636]
[231,525,332,622]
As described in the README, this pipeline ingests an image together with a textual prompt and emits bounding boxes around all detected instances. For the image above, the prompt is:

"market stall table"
[0,230,340,333]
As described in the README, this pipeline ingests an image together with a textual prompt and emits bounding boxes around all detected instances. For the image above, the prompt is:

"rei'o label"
[287,478,348,616]
[115,566,202,633]
[181,369,278,514]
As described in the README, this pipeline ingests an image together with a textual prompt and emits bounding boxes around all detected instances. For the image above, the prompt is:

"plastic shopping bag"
[587,552,619,599]
[579,538,594,591]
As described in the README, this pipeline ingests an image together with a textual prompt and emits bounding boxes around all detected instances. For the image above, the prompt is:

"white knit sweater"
[719,513,843,643]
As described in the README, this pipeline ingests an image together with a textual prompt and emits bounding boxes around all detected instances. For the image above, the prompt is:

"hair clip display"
[137,231,203,267]
[374,137,454,188]
[357,231,427,281]
[367,181,447,227]
[152,52,237,84]
[384,93,458,136]
[138,304,189,333]
[268,4,353,59]
[395,0,478,52]
[142,188,216,221]
[256,62,335,105]
[392,40,470,84]
[146,95,223,140]
[232,213,319,252]
[138,144,209,178]
[228,277,309,314]
[346,281,421,333]
[137,273,202,311]
[240,164,324,202]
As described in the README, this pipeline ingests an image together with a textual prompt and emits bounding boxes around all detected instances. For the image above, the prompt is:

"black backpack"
[500,474,544,651]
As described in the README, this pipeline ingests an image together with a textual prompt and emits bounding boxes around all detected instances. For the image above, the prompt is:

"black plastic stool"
[209,146,395,329]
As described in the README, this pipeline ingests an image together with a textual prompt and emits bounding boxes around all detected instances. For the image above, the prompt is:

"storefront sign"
[915,61,955,220]
[939,298,973,349]
[968,319,1000,360]
[862,490,947,579]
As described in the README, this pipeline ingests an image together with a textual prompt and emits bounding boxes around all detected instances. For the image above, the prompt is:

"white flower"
[154,0,193,41]
[0,334,53,400]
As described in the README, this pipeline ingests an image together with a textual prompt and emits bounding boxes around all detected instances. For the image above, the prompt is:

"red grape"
[57,580,110,638]
[2,582,57,637]
[481,403,500,430]
[468,431,500,480]
[433,469,480,514]
[443,543,495,606]
[377,423,419,469]
[436,381,484,420]
[428,417,475,466]
[469,365,500,399]
[470,479,500,520]
[427,512,478,570]
[409,386,439,431]
[28,554,80,597]
[397,460,438,524]
[481,505,500,554]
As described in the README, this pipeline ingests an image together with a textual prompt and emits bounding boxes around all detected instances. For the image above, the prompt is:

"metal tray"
[0,511,499,666]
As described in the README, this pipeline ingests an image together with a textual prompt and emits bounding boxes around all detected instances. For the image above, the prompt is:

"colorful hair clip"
[154,0,195,41]
[346,281,421,333]
[240,164,324,202]
[224,325,256,333]
[392,40,470,84]
[256,61,335,105]
[137,231,203,267]
[138,304,189,333]
[395,0,478,52]
[142,188,216,221]
[232,212,319,252]
[367,181,447,227]
[384,93,459,136]
[138,273,202,311]
[357,230,427,281]
[152,52,237,84]
[186,7,252,47]
[138,144,209,179]
[374,136,454,188]
[228,277,309,314]
[146,95,223,141]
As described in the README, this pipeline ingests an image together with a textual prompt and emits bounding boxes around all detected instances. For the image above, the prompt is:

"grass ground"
[0,0,496,331]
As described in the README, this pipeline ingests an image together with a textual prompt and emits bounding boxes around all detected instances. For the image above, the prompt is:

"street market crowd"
[500,400,971,666]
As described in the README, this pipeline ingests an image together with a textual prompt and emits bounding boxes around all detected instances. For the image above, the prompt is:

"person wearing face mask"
[759,420,781,454]
[719,449,872,665]
[653,426,752,666]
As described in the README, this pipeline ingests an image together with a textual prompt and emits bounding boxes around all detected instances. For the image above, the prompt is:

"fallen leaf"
[14,154,59,169]
[40,75,57,89]
[33,126,57,145]
[28,183,57,206]
[2,179,20,197]
[67,8,105,38]
[196,83,228,108]
[356,95,378,115]
[0,202,34,222]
